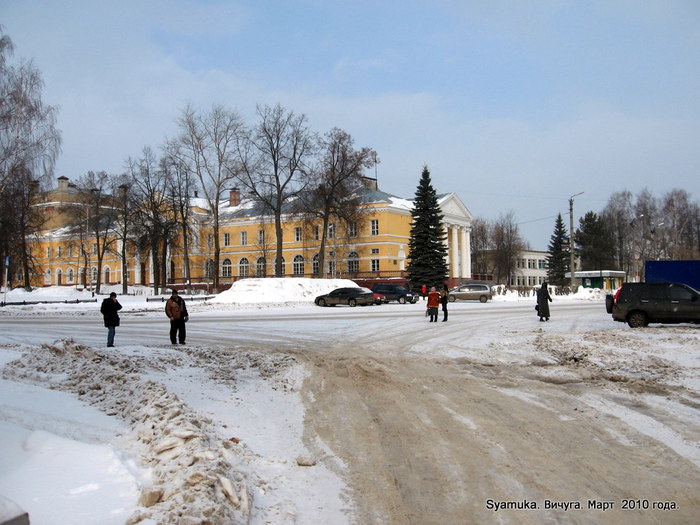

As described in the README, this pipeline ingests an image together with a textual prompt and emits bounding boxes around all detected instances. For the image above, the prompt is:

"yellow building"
[22,178,474,290]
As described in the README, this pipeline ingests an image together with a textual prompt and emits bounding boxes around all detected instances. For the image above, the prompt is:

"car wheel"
[348,298,357,307]
[627,311,648,328]
[448,295,456,302]
[317,298,327,307]
[398,296,406,304]
[479,295,488,303]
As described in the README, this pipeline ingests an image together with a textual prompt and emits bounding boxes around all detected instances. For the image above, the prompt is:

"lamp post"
[569,192,584,288]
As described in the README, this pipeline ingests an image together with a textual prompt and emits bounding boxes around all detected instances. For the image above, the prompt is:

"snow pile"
[210,278,358,305]
[3,339,259,524]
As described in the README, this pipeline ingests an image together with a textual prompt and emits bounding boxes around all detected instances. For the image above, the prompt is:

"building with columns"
[19,179,474,290]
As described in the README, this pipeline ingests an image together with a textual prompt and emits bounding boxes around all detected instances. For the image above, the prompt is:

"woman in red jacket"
[427,286,440,322]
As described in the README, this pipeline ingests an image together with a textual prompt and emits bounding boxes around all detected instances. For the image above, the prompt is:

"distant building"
[513,249,549,287]
[17,178,475,290]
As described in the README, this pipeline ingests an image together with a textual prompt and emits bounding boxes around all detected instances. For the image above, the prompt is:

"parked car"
[370,283,418,304]
[372,292,387,305]
[607,281,700,327]
[448,283,492,303]
[314,287,375,307]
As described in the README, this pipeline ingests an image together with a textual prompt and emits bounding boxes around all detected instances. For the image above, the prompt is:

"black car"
[607,281,700,327]
[370,283,418,304]
[314,287,375,307]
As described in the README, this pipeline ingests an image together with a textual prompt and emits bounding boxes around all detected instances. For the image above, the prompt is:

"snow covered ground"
[0,279,698,524]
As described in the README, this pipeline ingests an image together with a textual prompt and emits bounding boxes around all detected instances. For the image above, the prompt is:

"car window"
[668,285,694,301]
[360,287,373,293]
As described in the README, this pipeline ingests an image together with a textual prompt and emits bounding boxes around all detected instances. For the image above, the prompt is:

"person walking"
[165,289,188,344]
[427,286,440,322]
[536,281,552,322]
[440,284,449,322]
[100,292,122,347]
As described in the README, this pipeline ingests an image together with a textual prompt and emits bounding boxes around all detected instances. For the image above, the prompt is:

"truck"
[644,260,700,290]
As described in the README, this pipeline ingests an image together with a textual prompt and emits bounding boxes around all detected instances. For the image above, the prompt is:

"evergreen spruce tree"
[546,213,570,286]
[407,166,448,290]
[576,211,617,270]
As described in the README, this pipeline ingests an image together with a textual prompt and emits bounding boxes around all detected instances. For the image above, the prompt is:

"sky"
[3,0,700,249]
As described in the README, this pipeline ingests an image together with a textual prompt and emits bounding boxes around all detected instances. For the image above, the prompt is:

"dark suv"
[371,283,418,304]
[607,282,700,327]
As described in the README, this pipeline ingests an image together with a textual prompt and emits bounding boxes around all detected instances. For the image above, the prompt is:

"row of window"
[512,275,547,286]
[41,251,384,285]
[219,252,381,277]
[45,244,98,258]
[220,220,380,247]
[517,258,548,270]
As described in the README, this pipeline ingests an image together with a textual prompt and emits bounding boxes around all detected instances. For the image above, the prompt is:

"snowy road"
[2,297,700,524]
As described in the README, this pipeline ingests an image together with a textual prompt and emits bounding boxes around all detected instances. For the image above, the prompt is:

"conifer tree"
[546,213,569,286]
[407,166,448,289]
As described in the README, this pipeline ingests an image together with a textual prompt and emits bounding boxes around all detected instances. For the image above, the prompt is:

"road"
[2,301,699,524]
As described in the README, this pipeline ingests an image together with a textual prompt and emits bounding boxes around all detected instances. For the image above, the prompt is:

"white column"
[461,228,471,278]
[451,225,459,278]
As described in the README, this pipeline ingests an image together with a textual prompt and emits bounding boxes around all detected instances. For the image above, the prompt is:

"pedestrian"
[536,281,552,322]
[100,292,122,347]
[440,284,449,322]
[421,283,427,301]
[427,286,440,322]
[165,289,188,344]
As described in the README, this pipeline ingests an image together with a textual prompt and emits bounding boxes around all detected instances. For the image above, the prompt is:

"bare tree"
[295,128,376,277]
[162,141,198,293]
[237,104,316,277]
[0,29,61,287]
[491,211,526,286]
[469,217,493,277]
[127,147,178,293]
[175,104,244,290]
[601,190,635,275]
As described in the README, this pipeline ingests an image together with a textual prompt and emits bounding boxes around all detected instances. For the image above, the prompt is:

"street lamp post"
[569,192,584,289]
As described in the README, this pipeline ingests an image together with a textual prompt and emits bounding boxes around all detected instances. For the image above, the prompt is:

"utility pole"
[569,192,584,289]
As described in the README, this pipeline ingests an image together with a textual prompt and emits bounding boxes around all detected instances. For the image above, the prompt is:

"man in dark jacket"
[100,292,122,347]
[165,289,188,344]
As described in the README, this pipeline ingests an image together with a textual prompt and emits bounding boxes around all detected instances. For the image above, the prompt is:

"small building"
[566,270,626,290]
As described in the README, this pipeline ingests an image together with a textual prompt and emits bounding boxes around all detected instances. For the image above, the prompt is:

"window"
[347,252,359,273]
[205,259,215,279]
[68,245,74,257]
[347,221,357,238]
[207,235,213,250]
[255,257,266,277]
[258,229,265,244]
[295,227,302,242]
[92,244,97,256]
[68,268,74,283]
[239,258,250,277]
[46,247,51,258]
[313,254,320,276]
[328,223,335,239]
[57,245,62,257]
[223,233,230,247]
[371,259,380,272]
[371,248,379,255]
[370,219,379,236]
[241,231,247,246]
[45,269,51,284]
[222,258,232,277]
[293,255,304,275]
[517,259,525,269]
[538,259,548,270]
[91,267,98,282]
[314,225,321,241]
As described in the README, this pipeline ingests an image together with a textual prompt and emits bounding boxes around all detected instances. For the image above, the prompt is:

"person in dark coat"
[165,289,188,344]
[100,292,122,347]
[440,284,449,322]
[536,282,552,322]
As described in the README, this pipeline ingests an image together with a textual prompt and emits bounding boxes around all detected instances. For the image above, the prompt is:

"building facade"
[18,178,475,290]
